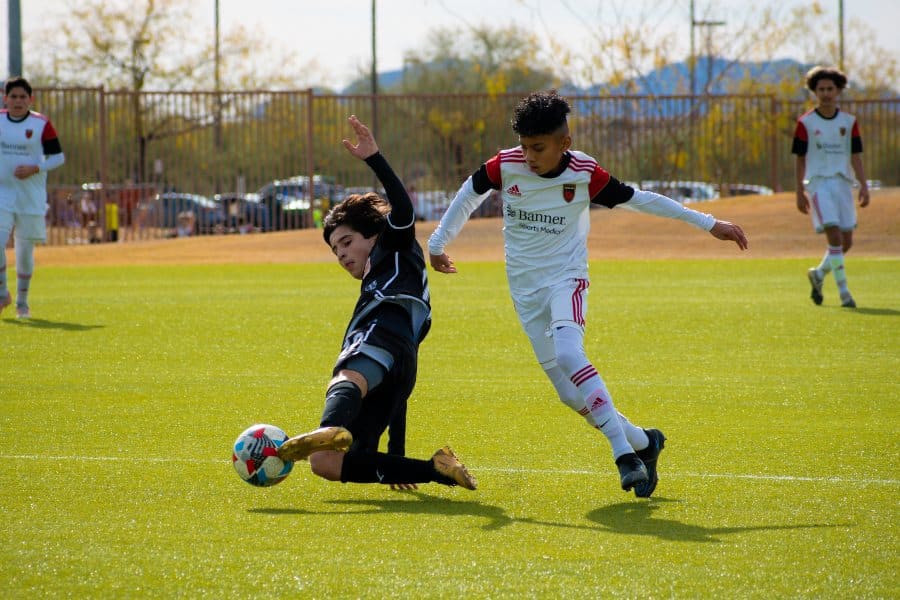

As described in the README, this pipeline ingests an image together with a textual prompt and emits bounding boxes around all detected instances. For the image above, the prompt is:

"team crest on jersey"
[562,183,576,202]
[839,127,846,136]
[25,129,33,139]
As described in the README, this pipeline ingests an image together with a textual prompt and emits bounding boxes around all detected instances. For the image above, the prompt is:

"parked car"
[716,183,774,197]
[213,192,270,232]
[152,192,226,234]
[257,175,343,230]
[640,180,719,203]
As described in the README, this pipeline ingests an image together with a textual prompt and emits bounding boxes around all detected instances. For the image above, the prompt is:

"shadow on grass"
[587,498,842,542]
[2,317,105,331]
[251,491,600,532]
[848,307,900,316]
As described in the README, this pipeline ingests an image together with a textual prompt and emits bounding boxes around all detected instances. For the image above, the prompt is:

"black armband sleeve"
[791,138,808,156]
[590,176,635,208]
[471,164,499,195]
[43,138,63,155]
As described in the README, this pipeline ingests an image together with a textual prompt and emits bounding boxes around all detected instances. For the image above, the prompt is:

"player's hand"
[430,252,457,273]
[341,115,379,160]
[390,483,419,491]
[13,165,38,179]
[858,186,870,208]
[710,220,748,250]
[796,191,810,214]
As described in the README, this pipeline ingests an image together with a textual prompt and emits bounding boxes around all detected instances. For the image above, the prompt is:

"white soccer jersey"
[429,148,715,297]
[792,108,862,184]
[0,110,64,215]
[431,148,607,295]
[491,148,600,294]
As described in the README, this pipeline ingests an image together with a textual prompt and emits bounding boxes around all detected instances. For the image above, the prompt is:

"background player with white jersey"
[792,66,869,308]
[428,90,747,497]
[0,76,65,319]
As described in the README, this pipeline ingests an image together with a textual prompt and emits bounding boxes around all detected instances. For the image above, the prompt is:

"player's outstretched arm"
[709,220,749,250]
[430,252,457,274]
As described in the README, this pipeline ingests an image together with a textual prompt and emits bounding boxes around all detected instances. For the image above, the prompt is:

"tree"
[28,0,320,183]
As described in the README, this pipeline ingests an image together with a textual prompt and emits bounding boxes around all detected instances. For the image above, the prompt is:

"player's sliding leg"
[330,446,477,490]
[277,426,352,462]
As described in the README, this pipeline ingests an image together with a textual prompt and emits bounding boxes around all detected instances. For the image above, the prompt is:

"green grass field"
[2,258,898,597]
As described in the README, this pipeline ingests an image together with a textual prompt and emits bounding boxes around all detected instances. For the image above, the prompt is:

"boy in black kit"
[277,116,476,491]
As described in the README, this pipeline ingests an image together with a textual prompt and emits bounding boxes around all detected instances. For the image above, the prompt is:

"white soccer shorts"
[806,176,856,233]
[0,208,47,242]
[512,277,589,366]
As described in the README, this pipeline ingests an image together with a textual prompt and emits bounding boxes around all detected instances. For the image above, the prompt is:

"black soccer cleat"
[807,269,824,305]
[615,453,648,492]
[634,429,666,498]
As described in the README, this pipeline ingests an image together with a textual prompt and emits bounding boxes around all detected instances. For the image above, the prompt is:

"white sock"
[827,245,850,296]
[15,238,35,308]
[0,228,9,296]
[815,249,832,277]
[553,326,633,459]
[618,412,649,451]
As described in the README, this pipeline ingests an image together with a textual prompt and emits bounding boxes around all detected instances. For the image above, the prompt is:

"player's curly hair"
[511,90,571,137]
[805,66,848,91]
[322,192,389,244]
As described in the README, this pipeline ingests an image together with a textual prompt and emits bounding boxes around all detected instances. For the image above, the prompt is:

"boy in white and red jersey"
[792,66,869,308]
[0,76,66,319]
[428,90,747,497]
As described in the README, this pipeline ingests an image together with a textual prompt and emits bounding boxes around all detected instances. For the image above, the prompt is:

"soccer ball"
[232,424,293,487]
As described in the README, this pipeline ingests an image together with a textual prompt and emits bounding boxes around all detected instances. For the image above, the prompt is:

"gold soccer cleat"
[432,446,478,490]
[276,426,352,462]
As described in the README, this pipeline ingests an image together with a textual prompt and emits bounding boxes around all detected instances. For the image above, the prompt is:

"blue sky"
[9,0,900,88]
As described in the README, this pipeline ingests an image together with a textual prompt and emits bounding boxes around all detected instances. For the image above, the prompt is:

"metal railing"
[29,88,899,245]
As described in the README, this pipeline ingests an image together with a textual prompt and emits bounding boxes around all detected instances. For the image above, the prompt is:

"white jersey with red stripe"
[0,110,62,215]
[489,147,605,295]
[792,108,861,184]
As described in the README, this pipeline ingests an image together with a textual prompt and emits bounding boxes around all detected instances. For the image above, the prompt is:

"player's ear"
[559,133,572,153]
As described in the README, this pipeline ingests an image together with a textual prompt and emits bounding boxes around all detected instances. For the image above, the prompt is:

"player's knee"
[309,452,343,481]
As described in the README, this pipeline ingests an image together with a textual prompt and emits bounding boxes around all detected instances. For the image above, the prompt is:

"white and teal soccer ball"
[232,424,293,487]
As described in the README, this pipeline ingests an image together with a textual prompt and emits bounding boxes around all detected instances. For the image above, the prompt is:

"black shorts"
[333,304,418,453]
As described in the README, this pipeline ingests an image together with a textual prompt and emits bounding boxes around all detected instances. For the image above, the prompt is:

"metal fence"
[29,88,900,245]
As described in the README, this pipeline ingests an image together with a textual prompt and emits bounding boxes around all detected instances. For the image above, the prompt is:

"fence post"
[306,88,315,229]
[769,95,779,192]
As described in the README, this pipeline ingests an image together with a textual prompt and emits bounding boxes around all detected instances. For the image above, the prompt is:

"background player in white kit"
[792,66,869,308]
[0,76,65,319]
[428,90,747,497]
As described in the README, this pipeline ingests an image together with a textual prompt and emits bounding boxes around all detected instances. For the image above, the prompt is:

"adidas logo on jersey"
[505,184,522,196]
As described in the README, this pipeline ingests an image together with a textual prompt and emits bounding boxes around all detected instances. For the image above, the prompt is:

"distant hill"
[343,57,813,97]
[343,56,898,99]
[579,57,811,97]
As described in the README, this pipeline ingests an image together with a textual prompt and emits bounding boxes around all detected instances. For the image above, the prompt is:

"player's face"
[813,79,841,109]
[519,131,571,176]
[328,224,377,280]
[3,87,32,119]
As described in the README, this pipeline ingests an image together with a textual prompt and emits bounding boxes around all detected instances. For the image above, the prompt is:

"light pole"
[838,0,844,71]
[8,0,21,76]
[689,0,724,96]
[370,0,378,140]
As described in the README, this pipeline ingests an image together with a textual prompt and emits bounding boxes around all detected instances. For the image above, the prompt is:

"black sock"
[340,451,437,484]
[320,381,363,427]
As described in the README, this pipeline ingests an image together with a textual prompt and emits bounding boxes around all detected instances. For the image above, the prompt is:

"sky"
[5,0,900,89]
